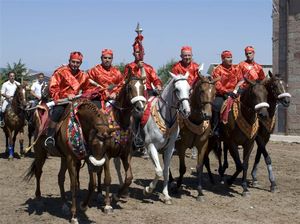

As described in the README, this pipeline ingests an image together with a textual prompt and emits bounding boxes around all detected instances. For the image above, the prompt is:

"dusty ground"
[0,130,299,224]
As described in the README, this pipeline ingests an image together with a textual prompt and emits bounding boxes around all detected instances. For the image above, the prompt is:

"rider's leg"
[212,96,224,137]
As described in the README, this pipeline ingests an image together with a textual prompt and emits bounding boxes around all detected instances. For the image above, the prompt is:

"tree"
[115,62,126,74]
[0,59,29,85]
[157,59,176,85]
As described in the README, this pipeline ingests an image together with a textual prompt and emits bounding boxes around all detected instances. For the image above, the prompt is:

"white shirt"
[30,80,44,98]
[1,80,20,98]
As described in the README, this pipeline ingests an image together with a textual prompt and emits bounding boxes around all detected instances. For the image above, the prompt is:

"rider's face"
[223,57,233,66]
[69,59,82,72]
[8,73,15,82]
[181,51,192,66]
[101,54,113,69]
[245,51,254,61]
[38,74,44,83]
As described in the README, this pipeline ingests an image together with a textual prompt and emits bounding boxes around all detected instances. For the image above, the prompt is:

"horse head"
[169,71,191,119]
[243,78,269,120]
[191,75,217,120]
[125,76,146,118]
[13,84,27,110]
[41,82,50,102]
[267,71,291,107]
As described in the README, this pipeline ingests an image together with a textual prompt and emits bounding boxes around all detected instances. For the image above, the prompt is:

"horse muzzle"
[278,93,291,107]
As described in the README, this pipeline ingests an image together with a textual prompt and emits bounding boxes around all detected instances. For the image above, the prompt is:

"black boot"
[212,111,220,137]
[45,127,56,148]
[0,111,4,128]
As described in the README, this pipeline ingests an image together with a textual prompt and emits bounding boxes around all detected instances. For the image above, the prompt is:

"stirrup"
[45,136,55,148]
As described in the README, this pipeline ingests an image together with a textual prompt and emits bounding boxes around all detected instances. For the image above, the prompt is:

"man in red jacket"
[211,50,241,136]
[45,51,89,148]
[124,43,162,97]
[171,46,200,86]
[87,49,124,108]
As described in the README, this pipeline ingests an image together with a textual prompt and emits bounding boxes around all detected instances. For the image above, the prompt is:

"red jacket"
[87,64,124,101]
[171,61,199,86]
[49,65,89,101]
[238,61,265,81]
[212,64,242,95]
[124,62,162,90]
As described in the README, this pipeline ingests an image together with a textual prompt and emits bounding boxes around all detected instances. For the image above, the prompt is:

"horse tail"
[23,160,36,182]
[209,137,222,160]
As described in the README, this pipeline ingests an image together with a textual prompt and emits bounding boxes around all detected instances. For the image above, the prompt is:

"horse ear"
[168,71,177,79]
[268,70,274,78]
[184,71,190,79]
[212,76,221,84]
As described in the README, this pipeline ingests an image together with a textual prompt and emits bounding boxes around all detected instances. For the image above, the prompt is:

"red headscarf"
[245,46,255,53]
[221,50,232,59]
[101,49,113,56]
[70,51,83,61]
[181,46,192,53]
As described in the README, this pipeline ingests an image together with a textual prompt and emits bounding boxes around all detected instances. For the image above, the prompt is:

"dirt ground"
[0,130,299,224]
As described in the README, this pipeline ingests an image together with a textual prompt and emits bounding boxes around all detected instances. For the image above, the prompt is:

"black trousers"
[50,105,67,122]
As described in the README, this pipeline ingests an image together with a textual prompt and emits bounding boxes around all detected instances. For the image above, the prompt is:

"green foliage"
[157,59,176,85]
[0,59,29,85]
[115,62,126,74]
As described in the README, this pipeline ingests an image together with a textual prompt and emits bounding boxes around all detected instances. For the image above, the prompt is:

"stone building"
[273,0,300,134]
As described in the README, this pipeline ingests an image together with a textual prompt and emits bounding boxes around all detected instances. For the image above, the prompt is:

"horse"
[141,72,191,205]
[24,99,114,224]
[251,71,291,192]
[80,76,147,213]
[168,75,217,201]
[213,78,269,196]
[2,84,27,160]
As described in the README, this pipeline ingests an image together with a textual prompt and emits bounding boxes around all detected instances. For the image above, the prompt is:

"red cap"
[101,49,113,56]
[181,46,192,53]
[221,50,232,59]
[245,46,255,53]
[70,51,83,61]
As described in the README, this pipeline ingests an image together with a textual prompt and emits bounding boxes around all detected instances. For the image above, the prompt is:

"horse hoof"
[80,202,88,212]
[143,187,152,197]
[62,203,70,215]
[71,217,79,224]
[252,181,259,188]
[196,195,205,202]
[8,156,14,161]
[270,186,280,193]
[104,205,113,214]
[242,191,251,197]
[164,198,172,205]
[97,193,104,204]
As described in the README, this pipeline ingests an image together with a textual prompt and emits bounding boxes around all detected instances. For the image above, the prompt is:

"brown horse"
[168,75,217,201]
[251,71,291,192]
[213,79,269,196]
[2,85,27,160]
[24,99,113,224]
[80,76,146,213]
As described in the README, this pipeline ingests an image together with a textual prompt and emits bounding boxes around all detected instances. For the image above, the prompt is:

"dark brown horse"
[24,99,113,224]
[251,71,291,192]
[169,75,217,201]
[214,79,269,196]
[2,85,27,160]
[80,76,146,213]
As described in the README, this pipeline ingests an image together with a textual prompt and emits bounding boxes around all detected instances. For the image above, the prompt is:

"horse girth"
[179,116,210,136]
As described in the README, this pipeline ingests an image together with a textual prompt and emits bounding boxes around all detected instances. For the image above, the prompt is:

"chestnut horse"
[169,75,217,201]
[24,99,113,224]
[80,76,146,213]
[2,85,27,160]
[251,71,291,192]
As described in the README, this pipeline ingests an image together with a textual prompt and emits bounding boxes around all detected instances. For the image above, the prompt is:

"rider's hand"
[67,94,75,100]
[228,92,237,99]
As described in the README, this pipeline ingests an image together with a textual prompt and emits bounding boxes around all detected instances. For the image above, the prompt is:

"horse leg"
[66,157,79,223]
[116,153,133,199]
[204,153,215,185]
[97,166,104,203]
[220,142,229,182]
[80,169,97,212]
[196,141,209,202]
[103,159,113,214]
[144,143,163,196]
[177,146,187,189]
[251,137,264,187]
[113,157,124,186]
[19,131,24,157]
[58,157,68,204]
[7,130,14,160]
[162,146,175,205]
[227,144,243,186]
[241,142,255,197]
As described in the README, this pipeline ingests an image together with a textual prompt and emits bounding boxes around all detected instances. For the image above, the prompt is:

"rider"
[44,51,89,148]
[0,72,20,127]
[124,43,162,97]
[238,46,266,84]
[87,49,124,109]
[30,73,46,107]
[211,50,241,137]
[171,46,200,86]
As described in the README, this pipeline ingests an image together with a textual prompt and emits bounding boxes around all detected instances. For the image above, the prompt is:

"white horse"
[143,72,191,204]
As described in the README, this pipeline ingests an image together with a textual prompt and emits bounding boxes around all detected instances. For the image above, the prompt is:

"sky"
[0,0,273,75]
